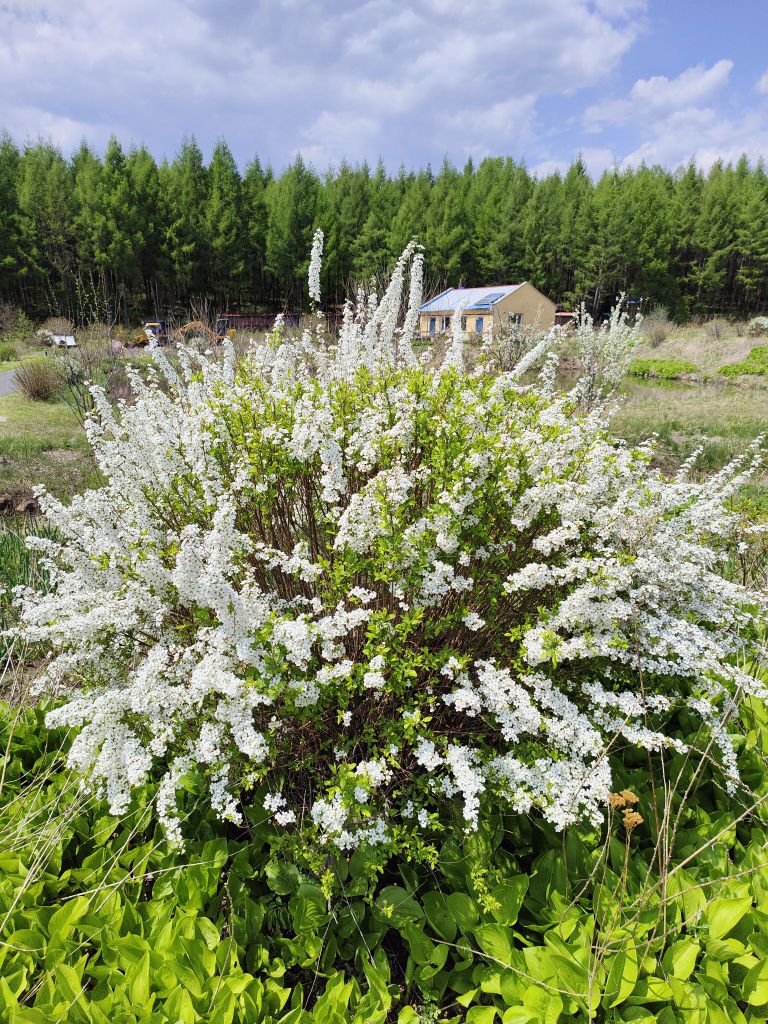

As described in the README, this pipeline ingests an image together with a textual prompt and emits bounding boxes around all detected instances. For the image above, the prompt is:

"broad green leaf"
[266,858,302,895]
[523,984,563,1024]
[403,921,434,965]
[375,886,423,929]
[475,924,513,965]
[422,891,458,942]
[290,883,328,934]
[165,984,196,1024]
[491,877,528,927]
[397,1009,419,1024]
[446,891,479,930]
[53,962,86,1008]
[603,948,639,1008]
[466,1007,497,1023]
[662,938,699,981]
[127,950,151,1005]
[743,958,768,1005]
[706,896,752,940]
[48,896,88,940]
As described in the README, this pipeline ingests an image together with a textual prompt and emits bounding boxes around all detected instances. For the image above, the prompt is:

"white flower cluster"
[11,240,766,856]
[308,227,324,307]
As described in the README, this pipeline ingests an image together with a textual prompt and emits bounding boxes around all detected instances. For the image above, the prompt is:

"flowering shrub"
[747,315,768,338]
[13,244,766,866]
[572,300,641,410]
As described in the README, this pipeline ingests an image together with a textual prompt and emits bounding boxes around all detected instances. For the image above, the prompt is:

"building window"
[441,315,451,332]
[460,315,467,331]
[508,312,523,326]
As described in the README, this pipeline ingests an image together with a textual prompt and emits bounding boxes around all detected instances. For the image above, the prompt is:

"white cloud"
[0,0,646,169]
[757,70,768,96]
[584,60,733,131]
[620,106,768,171]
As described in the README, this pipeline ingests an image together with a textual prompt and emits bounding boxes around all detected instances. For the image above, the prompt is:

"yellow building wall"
[418,283,556,339]
[491,284,557,333]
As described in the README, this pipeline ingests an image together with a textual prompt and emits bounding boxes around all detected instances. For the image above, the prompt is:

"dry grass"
[632,323,758,375]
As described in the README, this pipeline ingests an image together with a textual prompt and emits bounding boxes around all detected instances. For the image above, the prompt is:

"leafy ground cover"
[1,691,768,1024]
[719,346,768,378]
[628,358,699,380]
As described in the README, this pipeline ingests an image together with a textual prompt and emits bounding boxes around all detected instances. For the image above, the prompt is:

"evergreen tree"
[17,142,75,315]
[0,132,767,321]
[265,154,319,306]
[166,137,210,302]
[0,132,21,298]
[352,159,398,282]
[736,164,768,309]
[317,161,371,302]
[424,159,470,285]
[522,172,564,299]
[206,139,245,305]
[127,145,170,313]
[243,157,270,305]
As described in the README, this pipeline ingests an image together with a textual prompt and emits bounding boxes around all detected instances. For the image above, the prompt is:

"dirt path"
[0,370,17,398]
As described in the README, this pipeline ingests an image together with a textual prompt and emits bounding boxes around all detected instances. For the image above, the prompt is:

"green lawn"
[0,392,97,500]
[613,377,768,473]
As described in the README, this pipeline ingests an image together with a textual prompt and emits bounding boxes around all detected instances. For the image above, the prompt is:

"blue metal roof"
[419,284,524,313]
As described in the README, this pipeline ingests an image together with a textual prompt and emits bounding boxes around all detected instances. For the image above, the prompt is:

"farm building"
[418,283,556,340]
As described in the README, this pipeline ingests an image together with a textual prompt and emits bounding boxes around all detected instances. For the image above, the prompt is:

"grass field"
[0,391,96,501]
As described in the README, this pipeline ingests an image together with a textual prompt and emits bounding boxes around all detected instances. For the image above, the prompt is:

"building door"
[429,317,436,336]
[475,316,483,334]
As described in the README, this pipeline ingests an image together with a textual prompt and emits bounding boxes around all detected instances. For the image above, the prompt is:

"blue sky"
[1,0,767,175]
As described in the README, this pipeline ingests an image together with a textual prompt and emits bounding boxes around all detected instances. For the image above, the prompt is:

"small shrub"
[705,317,727,341]
[629,357,698,380]
[572,299,642,410]
[719,345,768,377]
[640,303,673,347]
[39,315,74,337]
[0,301,21,334]
[0,341,17,363]
[14,357,63,400]
[747,315,768,337]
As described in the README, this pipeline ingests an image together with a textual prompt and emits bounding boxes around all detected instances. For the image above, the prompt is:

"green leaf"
[397,1009,419,1024]
[290,883,328,934]
[603,947,639,1008]
[706,896,752,939]
[467,1007,497,1023]
[266,858,303,895]
[662,938,699,981]
[165,984,197,1024]
[446,891,479,930]
[375,886,423,929]
[401,921,433,965]
[47,896,88,940]
[491,877,528,927]
[475,924,513,965]
[127,950,151,1005]
[53,962,85,1007]
[743,958,768,1005]
[422,891,458,942]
